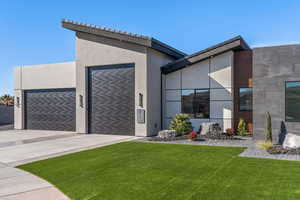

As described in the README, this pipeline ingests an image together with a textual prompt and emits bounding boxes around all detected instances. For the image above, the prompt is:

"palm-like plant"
[0,94,14,106]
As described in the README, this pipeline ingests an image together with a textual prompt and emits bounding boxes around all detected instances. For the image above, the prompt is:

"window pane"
[239,88,252,111]
[181,90,194,118]
[194,89,210,118]
[286,82,300,122]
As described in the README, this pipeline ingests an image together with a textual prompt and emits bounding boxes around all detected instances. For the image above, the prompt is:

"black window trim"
[239,87,253,112]
[285,81,300,122]
[181,88,210,119]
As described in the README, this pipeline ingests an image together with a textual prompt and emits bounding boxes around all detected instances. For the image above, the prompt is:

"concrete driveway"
[0,129,136,200]
[0,124,13,131]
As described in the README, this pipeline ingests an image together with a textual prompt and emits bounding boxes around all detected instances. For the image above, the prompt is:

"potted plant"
[187,131,198,141]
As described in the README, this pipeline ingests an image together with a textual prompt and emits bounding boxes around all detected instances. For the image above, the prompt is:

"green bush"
[257,141,273,150]
[265,112,272,142]
[237,118,248,136]
[169,114,193,135]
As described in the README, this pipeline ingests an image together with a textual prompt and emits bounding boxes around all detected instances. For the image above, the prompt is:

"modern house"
[14,19,300,140]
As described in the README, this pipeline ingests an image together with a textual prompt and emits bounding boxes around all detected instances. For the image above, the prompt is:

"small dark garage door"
[88,64,135,135]
[24,89,76,131]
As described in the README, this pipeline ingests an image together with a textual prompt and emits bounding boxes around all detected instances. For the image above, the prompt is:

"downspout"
[160,72,163,130]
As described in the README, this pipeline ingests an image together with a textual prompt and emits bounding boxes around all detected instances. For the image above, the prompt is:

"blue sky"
[1,0,300,96]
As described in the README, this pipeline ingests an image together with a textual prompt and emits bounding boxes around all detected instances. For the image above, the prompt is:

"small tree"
[265,112,272,142]
[0,94,14,106]
[169,114,193,135]
[237,118,248,136]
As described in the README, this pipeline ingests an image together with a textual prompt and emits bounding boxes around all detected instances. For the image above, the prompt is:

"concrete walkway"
[0,130,136,200]
[0,162,69,200]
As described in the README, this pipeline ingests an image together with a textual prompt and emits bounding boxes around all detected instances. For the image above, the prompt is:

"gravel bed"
[267,145,300,155]
[240,144,300,161]
[136,136,253,147]
[136,136,300,161]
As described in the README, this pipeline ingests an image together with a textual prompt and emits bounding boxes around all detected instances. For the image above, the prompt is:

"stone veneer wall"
[253,44,300,140]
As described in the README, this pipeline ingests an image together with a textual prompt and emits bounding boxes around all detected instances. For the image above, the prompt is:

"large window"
[286,81,300,122]
[239,88,252,111]
[181,89,209,118]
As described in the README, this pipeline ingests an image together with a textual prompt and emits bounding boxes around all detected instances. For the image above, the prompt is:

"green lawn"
[18,142,300,200]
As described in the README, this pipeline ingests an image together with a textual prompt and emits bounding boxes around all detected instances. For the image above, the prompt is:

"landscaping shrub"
[226,128,235,136]
[187,131,198,140]
[247,123,253,136]
[169,114,193,135]
[265,112,272,142]
[278,121,287,145]
[257,141,273,150]
[237,119,248,136]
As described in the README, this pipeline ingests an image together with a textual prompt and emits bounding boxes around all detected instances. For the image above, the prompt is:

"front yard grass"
[18,142,300,200]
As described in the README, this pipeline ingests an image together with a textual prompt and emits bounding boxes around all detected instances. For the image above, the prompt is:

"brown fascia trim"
[62,19,186,59]
[161,36,251,74]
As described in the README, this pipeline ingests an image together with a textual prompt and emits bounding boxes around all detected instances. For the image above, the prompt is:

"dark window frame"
[239,87,253,111]
[285,81,300,122]
[181,88,210,119]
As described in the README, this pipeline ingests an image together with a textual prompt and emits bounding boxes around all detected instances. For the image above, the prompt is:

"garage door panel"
[25,89,76,131]
[88,64,135,135]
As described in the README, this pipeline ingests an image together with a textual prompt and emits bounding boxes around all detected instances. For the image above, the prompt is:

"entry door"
[88,64,135,135]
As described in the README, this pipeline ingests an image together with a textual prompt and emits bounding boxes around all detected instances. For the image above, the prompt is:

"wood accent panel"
[233,50,253,133]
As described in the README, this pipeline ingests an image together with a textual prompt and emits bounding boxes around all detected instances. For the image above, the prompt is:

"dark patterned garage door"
[24,89,76,131]
[88,64,135,135]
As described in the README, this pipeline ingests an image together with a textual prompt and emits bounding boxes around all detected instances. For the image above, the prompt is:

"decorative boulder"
[206,123,222,139]
[200,123,216,136]
[157,130,177,138]
[283,133,300,149]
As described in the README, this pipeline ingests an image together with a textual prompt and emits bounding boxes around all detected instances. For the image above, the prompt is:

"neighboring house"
[14,19,300,140]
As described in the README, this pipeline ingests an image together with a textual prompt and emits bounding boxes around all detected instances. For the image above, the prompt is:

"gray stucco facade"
[253,44,300,140]
[14,20,180,136]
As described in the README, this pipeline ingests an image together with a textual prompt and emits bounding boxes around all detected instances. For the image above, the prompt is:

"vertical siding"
[233,50,253,132]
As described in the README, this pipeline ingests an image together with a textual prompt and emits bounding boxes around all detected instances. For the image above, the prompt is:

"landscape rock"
[157,130,177,138]
[200,123,215,136]
[206,123,223,139]
[283,133,300,149]
[267,144,300,155]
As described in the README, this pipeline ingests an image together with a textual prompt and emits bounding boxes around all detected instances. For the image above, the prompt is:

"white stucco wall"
[162,51,233,131]
[13,62,76,129]
[182,60,210,89]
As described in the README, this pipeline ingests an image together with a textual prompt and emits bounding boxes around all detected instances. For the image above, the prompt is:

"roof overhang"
[62,19,186,59]
[161,36,251,74]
